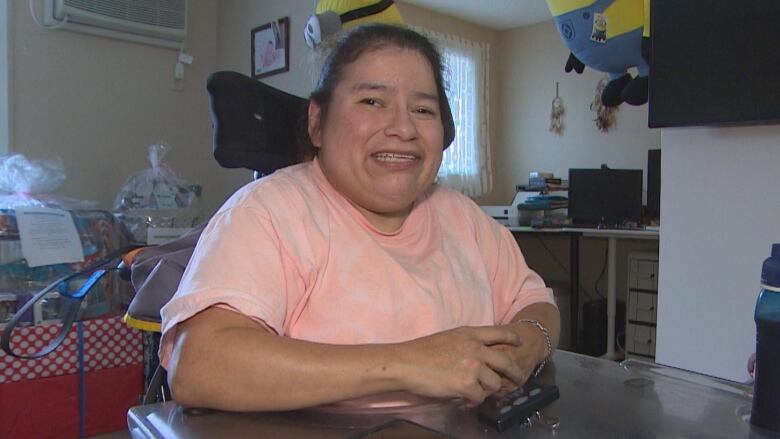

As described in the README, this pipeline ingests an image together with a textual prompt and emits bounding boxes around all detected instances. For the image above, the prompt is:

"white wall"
[214,0,499,102]
[494,21,660,205]
[657,125,780,382]
[217,0,317,97]
[0,0,10,155]
[10,0,249,217]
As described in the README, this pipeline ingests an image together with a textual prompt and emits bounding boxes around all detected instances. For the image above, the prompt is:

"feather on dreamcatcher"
[590,77,618,132]
[549,82,565,135]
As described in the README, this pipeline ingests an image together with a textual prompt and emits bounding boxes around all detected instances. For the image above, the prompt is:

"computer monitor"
[646,150,661,219]
[568,168,643,226]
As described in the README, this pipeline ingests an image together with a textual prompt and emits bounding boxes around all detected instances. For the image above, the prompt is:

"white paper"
[147,227,190,245]
[153,185,178,209]
[16,207,85,268]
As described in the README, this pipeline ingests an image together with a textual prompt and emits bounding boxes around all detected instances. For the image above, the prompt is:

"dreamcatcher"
[549,82,565,135]
[590,77,618,132]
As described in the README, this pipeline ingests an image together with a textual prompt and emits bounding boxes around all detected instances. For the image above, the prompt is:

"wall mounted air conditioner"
[43,0,187,49]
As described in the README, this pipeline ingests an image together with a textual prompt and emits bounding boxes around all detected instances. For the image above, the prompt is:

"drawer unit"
[630,259,658,291]
[626,252,659,359]
[628,290,657,323]
[626,323,657,357]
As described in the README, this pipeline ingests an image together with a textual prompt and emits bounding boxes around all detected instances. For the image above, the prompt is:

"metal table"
[127,350,779,438]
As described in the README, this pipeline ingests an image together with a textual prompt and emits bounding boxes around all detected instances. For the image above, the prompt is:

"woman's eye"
[361,98,380,106]
[415,107,437,116]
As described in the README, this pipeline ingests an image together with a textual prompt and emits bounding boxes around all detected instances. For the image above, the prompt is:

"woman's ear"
[308,101,323,148]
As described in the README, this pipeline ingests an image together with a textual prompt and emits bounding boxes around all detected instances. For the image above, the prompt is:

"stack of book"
[517,195,569,211]
[518,172,569,192]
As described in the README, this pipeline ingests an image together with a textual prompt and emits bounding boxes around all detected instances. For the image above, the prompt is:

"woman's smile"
[371,151,421,170]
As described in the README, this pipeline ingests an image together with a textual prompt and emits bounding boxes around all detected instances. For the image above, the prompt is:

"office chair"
[123,71,310,403]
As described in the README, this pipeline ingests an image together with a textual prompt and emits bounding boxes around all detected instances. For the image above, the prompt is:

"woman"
[161,24,560,412]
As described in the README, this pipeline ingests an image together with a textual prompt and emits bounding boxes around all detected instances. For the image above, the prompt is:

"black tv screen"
[649,1,780,128]
[568,168,643,226]
[646,149,661,218]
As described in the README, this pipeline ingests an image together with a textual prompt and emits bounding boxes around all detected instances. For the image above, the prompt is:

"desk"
[127,350,778,438]
[507,227,659,357]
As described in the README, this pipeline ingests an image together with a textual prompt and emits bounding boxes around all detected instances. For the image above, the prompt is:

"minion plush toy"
[545,0,650,107]
[304,0,405,48]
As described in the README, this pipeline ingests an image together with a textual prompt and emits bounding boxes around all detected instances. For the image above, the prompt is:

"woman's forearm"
[167,307,404,411]
[167,307,525,411]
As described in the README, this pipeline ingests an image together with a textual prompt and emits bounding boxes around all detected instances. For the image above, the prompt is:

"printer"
[481,172,568,226]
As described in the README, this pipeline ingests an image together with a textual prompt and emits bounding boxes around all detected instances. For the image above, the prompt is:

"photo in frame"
[251,17,290,79]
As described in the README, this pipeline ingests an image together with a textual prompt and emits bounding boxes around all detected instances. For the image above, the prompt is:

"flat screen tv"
[646,149,660,219]
[649,1,780,128]
[568,168,643,227]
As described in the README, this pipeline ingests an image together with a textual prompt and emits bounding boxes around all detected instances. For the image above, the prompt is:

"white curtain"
[415,27,492,197]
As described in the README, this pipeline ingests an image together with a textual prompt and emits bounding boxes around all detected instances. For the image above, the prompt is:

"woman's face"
[308,47,445,232]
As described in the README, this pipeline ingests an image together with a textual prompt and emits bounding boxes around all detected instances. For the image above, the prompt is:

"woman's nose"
[384,104,418,141]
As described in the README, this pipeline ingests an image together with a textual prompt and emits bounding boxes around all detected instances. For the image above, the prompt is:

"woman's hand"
[392,326,525,406]
[491,321,550,392]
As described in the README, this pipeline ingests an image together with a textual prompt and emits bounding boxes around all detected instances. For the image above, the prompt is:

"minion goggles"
[304,0,397,48]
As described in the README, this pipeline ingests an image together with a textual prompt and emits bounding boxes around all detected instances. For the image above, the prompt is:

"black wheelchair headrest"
[206,71,309,175]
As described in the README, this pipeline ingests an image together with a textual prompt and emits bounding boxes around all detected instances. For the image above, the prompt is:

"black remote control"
[476,383,560,432]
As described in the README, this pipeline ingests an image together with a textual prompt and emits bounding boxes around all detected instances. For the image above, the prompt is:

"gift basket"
[0,155,149,439]
[113,142,201,245]
[0,154,125,330]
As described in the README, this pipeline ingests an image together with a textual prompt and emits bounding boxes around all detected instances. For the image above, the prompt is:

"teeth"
[374,152,417,162]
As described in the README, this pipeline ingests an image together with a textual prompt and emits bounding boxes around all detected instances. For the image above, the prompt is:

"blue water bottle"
[751,243,780,431]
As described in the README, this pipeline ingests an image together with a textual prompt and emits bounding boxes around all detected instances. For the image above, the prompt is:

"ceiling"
[399,0,553,30]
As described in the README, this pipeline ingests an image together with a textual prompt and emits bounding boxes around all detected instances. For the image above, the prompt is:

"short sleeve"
[474,210,556,324]
[158,202,306,368]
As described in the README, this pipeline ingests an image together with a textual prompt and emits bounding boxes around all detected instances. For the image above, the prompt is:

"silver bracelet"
[517,319,552,378]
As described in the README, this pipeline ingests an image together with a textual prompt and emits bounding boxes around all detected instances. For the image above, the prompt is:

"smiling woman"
[160,24,559,413]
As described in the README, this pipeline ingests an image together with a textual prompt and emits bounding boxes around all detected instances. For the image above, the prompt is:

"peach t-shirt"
[159,158,554,369]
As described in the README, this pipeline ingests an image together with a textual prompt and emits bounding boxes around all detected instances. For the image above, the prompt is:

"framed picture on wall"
[251,17,290,79]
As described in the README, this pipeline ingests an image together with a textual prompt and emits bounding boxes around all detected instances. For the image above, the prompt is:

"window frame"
[438,45,479,178]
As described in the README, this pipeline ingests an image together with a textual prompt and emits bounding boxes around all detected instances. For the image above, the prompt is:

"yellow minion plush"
[545,0,650,107]
[304,0,405,48]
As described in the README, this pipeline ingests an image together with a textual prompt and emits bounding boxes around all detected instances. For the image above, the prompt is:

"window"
[415,27,492,197]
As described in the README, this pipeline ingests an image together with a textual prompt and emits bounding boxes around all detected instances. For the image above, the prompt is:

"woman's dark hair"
[300,24,455,160]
